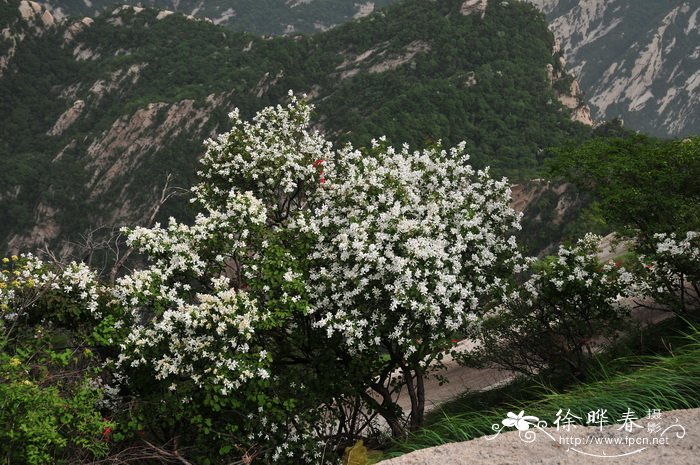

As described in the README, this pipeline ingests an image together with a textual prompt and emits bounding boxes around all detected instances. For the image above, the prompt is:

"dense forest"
[1,0,593,254]
[41,0,398,35]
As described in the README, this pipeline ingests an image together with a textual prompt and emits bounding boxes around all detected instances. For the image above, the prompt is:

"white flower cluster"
[0,253,102,320]
[193,91,334,223]
[115,282,267,395]
[114,191,271,395]
[638,231,700,310]
[492,233,637,319]
[124,190,266,277]
[109,98,335,433]
[472,234,640,375]
[57,261,103,315]
[114,191,266,313]
[654,231,700,261]
[303,137,525,355]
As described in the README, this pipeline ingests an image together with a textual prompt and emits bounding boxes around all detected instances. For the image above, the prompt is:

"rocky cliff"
[0,1,55,75]
[528,0,700,137]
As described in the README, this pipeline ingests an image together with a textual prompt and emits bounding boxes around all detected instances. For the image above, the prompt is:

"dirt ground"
[380,407,700,464]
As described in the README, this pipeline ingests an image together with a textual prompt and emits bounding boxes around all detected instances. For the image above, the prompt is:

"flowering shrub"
[116,280,265,391]
[107,96,337,463]
[9,95,663,463]
[103,93,528,459]
[194,95,333,223]
[470,234,638,378]
[0,255,111,465]
[298,137,526,431]
[307,138,524,355]
[637,231,700,313]
[1,254,104,340]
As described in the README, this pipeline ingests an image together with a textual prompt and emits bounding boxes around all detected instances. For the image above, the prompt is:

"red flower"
[102,418,112,441]
[313,159,326,184]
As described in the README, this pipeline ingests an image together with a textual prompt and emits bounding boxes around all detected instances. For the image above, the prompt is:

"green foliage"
[0,373,109,465]
[549,135,700,252]
[516,182,611,257]
[468,235,636,379]
[0,255,111,465]
[549,135,700,315]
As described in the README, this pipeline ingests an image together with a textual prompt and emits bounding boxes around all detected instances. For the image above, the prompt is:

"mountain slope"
[0,0,592,254]
[41,0,396,35]
[528,0,700,138]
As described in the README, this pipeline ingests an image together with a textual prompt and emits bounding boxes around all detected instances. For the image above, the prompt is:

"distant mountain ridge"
[0,0,593,254]
[39,0,395,35]
[16,0,700,139]
[528,0,700,138]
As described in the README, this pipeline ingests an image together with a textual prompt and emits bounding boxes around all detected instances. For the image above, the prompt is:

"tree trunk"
[365,383,405,438]
[402,363,426,431]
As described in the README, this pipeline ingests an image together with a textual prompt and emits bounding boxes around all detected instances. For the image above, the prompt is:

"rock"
[461,0,488,17]
[546,63,554,83]
[156,10,174,20]
[41,10,54,27]
[47,100,85,136]
[63,18,94,44]
[368,40,430,74]
[528,0,700,137]
[18,1,35,21]
[379,408,700,465]
[354,2,375,19]
[572,104,593,126]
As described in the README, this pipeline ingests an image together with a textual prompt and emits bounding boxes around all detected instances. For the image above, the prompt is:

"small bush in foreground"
[468,234,638,379]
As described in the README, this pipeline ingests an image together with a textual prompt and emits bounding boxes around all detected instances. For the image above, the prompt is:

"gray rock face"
[528,0,700,138]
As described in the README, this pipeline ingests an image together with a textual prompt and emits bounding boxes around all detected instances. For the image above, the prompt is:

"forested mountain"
[528,0,700,138]
[0,0,594,254]
[41,0,396,35]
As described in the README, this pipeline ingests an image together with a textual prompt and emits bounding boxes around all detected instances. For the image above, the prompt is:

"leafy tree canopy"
[549,135,700,251]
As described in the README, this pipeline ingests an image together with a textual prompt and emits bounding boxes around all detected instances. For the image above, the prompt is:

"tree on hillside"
[110,93,527,458]
[549,135,700,251]
[550,135,700,314]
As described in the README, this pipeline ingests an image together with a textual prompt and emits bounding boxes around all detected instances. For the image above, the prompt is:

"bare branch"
[109,174,186,282]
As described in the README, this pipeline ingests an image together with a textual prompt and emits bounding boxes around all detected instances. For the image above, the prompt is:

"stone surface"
[381,408,700,465]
